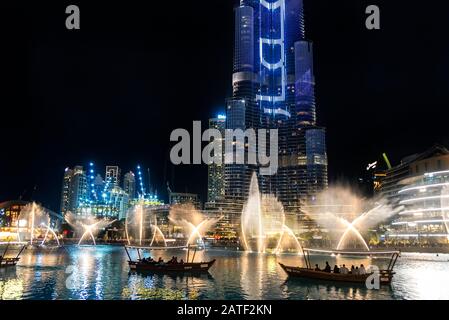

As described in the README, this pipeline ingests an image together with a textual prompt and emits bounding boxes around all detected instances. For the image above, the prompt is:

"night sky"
[1,0,449,211]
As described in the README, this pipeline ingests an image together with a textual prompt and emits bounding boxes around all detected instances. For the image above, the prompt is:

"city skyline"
[1,0,449,306]
[2,1,449,212]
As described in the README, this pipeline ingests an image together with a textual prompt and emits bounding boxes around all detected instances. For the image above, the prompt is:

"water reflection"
[0,246,448,300]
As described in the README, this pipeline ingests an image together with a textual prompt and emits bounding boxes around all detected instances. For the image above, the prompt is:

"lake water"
[1,245,448,300]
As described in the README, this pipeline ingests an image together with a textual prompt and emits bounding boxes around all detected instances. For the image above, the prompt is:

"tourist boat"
[0,241,27,269]
[279,248,400,285]
[124,244,216,273]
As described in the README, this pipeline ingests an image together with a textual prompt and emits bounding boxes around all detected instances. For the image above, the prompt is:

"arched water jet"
[186,221,207,248]
[274,225,304,255]
[336,218,370,251]
[78,223,97,246]
[150,225,167,247]
[40,224,60,246]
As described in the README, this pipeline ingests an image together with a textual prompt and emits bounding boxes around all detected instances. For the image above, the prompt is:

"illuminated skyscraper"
[60,167,73,215]
[61,165,89,215]
[105,166,121,187]
[207,114,226,202]
[123,171,136,199]
[225,0,328,212]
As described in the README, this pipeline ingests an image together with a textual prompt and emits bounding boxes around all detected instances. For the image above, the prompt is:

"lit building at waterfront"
[60,163,159,221]
[0,201,63,240]
[377,145,449,244]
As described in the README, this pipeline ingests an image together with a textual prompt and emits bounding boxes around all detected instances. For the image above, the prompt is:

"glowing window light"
[400,195,449,205]
[400,207,449,215]
[399,182,449,194]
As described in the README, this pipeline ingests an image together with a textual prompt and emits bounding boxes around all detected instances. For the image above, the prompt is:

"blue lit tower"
[226,0,328,211]
[87,162,97,204]
[136,165,146,198]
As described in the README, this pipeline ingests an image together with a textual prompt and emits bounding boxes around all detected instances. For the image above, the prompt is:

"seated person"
[314,264,321,271]
[359,264,366,275]
[324,261,331,273]
[350,265,355,274]
[158,257,164,263]
[179,259,184,264]
[354,266,360,275]
[333,265,340,273]
[340,264,349,274]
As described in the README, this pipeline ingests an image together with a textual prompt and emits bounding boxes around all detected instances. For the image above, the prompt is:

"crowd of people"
[314,261,367,275]
[140,256,185,265]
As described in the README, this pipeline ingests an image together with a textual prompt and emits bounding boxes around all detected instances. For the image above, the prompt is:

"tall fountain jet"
[241,173,265,253]
[241,172,303,254]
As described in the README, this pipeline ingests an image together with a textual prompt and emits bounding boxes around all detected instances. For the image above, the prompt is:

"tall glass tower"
[226,0,327,211]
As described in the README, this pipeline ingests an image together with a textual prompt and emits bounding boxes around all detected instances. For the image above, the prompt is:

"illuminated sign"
[256,0,288,116]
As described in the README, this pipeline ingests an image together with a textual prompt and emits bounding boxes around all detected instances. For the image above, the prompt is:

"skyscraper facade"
[105,166,121,187]
[207,115,226,202]
[123,171,136,199]
[225,0,328,212]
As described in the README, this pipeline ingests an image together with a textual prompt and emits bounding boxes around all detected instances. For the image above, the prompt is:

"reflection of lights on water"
[0,278,24,300]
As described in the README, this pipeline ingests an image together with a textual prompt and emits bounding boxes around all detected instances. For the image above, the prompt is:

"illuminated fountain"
[168,204,221,248]
[241,172,303,254]
[125,201,167,247]
[65,212,114,246]
[17,202,60,246]
[303,187,401,251]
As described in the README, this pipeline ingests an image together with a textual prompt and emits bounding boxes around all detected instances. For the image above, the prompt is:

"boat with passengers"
[279,248,400,285]
[0,241,27,268]
[124,244,215,273]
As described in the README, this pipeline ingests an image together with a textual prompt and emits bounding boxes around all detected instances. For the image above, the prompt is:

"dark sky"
[1,0,449,211]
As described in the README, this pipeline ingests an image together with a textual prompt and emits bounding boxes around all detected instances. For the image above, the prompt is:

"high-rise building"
[62,166,90,214]
[123,171,136,200]
[225,0,328,212]
[207,114,226,202]
[105,166,121,186]
[60,167,74,215]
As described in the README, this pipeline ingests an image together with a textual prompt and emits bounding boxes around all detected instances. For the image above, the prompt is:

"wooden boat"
[280,248,400,285]
[0,241,27,269]
[124,244,216,273]
[128,259,216,272]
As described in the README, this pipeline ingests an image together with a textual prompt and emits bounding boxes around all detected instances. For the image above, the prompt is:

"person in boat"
[180,259,184,264]
[158,257,164,264]
[314,264,321,271]
[354,266,360,275]
[350,265,355,274]
[359,264,366,275]
[333,265,340,273]
[340,264,349,274]
[324,261,331,273]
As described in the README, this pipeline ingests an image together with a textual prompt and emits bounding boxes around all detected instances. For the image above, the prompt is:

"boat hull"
[0,258,20,268]
[279,263,394,285]
[128,259,216,273]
